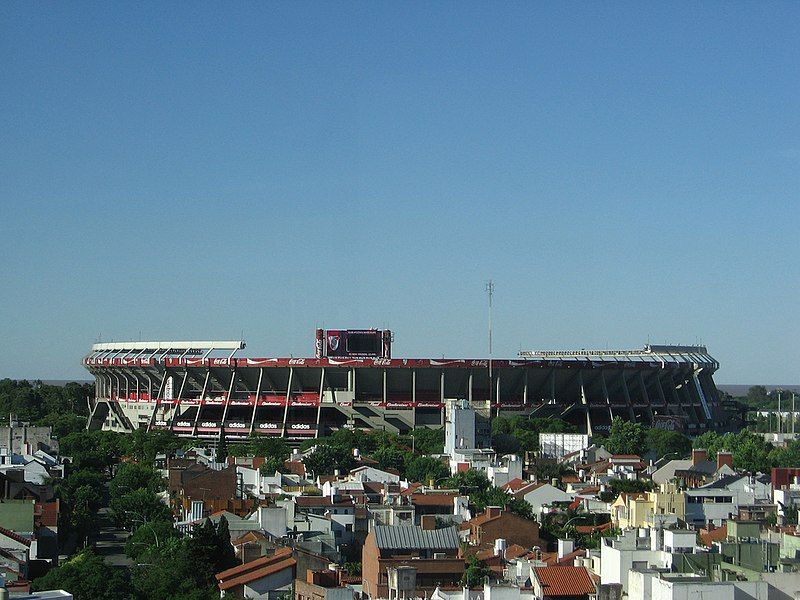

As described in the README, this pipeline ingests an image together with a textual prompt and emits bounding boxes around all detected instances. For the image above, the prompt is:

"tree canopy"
[31,549,132,600]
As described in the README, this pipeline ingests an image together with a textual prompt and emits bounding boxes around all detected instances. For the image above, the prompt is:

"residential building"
[215,546,296,599]
[462,508,546,554]
[362,525,463,600]
[295,569,355,600]
[531,566,597,600]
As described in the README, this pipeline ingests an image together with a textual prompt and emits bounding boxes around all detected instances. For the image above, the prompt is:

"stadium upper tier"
[84,340,725,438]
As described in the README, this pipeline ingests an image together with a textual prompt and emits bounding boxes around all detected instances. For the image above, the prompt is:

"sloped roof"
[410,493,457,506]
[373,525,459,550]
[533,566,596,596]
[501,478,527,492]
[0,526,31,547]
[216,547,295,591]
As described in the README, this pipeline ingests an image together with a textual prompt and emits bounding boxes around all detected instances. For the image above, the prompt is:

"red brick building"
[362,525,463,600]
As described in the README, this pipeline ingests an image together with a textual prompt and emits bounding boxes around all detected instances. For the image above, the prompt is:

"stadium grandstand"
[83,329,725,440]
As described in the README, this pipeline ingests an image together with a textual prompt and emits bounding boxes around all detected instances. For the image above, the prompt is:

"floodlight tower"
[486,280,495,416]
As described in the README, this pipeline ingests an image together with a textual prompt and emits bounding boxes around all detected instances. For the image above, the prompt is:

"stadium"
[83,329,725,440]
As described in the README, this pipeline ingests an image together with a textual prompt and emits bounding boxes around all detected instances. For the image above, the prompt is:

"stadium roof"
[519,344,717,368]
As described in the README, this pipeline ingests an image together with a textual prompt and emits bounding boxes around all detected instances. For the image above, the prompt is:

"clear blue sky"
[1,3,798,383]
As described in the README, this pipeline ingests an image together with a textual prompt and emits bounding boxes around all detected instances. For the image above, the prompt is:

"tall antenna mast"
[486,280,495,416]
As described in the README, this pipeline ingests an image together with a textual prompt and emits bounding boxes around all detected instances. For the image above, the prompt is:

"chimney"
[717,451,733,470]
[494,538,507,559]
[486,506,503,519]
[420,515,436,531]
[558,539,575,560]
[692,448,707,466]
[551,478,559,488]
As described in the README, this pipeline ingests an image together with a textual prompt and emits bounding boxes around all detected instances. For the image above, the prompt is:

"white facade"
[539,433,591,460]
[349,465,401,484]
[627,570,769,600]
[445,399,476,455]
[487,455,523,488]
[518,483,573,517]
[600,530,673,593]
[662,530,696,554]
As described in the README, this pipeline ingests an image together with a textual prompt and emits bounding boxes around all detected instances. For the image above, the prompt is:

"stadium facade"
[83,330,726,440]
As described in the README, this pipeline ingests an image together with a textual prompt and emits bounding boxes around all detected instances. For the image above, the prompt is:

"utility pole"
[486,280,495,417]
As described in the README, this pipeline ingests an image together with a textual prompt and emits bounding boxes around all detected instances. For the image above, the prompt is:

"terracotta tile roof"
[533,566,596,597]
[295,496,354,508]
[699,526,727,547]
[216,547,295,591]
[550,549,587,566]
[610,455,642,460]
[562,475,580,484]
[501,478,527,492]
[401,482,424,495]
[232,531,269,545]
[410,493,457,506]
[575,522,612,534]
[504,543,529,560]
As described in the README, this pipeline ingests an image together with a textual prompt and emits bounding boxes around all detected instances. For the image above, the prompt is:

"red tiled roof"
[533,566,596,597]
[501,478,527,492]
[699,526,727,547]
[610,455,642,460]
[232,531,269,545]
[504,543,529,560]
[575,522,612,534]
[410,493,457,506]
[401,482,424,495]
[512,482,546,499]
[216,547,295,591]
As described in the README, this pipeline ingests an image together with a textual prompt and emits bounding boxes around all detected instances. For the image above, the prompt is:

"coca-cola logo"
[289,358,306,365]
[211,358,228,366]
[373,358,391,367]
[470,360,488,367]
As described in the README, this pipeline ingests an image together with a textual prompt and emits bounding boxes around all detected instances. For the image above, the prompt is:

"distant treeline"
[0,378,93,426]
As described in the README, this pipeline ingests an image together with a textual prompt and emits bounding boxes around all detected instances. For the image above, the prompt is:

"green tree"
[769,440,800,469]
[110,462,164,501]
[645,429,692,459]
[408,428,445,454]
[250,435,291,462]
[372,446,410,474]
[37,412,87,438]
[125,520,183,560]
[605,417,645,455]
[122,428,185,465]
[70,484,103,547]
[405,455,450,484]
[131,537,218,600]
[111,488,173,529]
[462,555,491,588]
[303,444,356,477]
[31,549,132,600]
[215,515,239,572]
